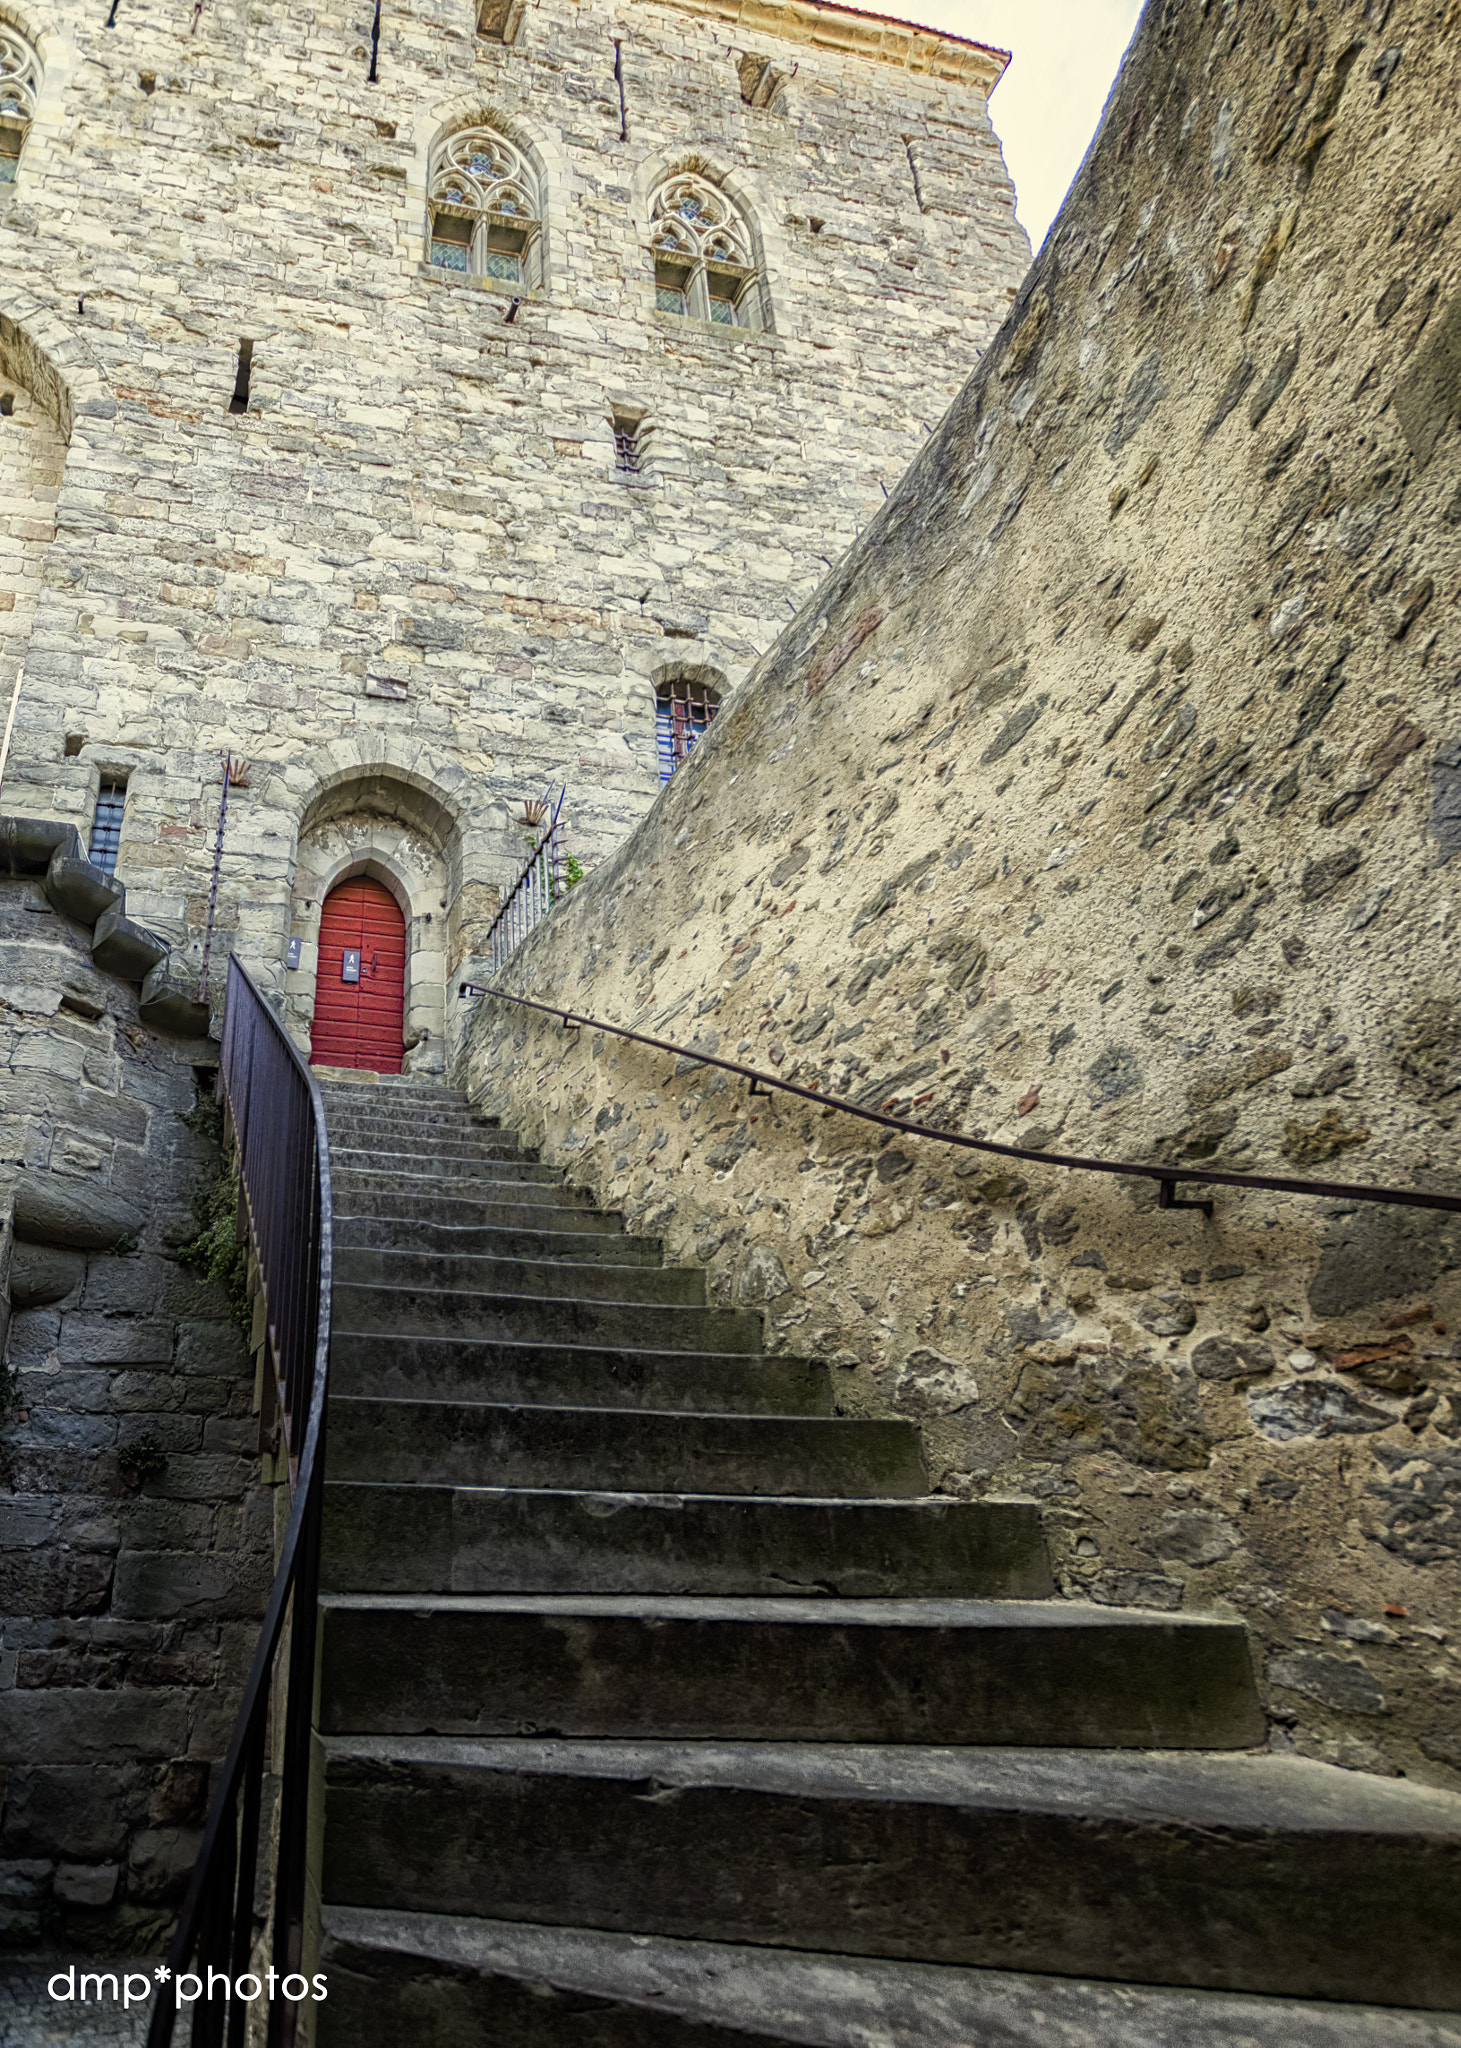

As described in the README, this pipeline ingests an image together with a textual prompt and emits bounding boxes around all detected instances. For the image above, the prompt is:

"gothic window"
[0,23,41,184]
[428,126,543,288]
[655,674,720,780]
[88,781,127,876]
[648,173,761,329]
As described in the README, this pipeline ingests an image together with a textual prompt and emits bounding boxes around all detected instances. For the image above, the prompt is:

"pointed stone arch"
[409,97,567,292]
[633,146,784,334]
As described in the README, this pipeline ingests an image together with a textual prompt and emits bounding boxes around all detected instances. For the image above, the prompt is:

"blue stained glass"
[677,196,703,220]
[483,249,520,280]
[469,152,495,173]
[656,285,686,315]
[431,239,470,271]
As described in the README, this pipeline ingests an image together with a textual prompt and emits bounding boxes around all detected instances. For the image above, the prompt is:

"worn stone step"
[336,1247,703,1306]
[326,1401,926,1498]
[319,1594,1263,1749]
[320,1909,1461,2048]
[329,1121,529,1162]
[332,1282,764,1355]
[332,1144,561,1183]
[333,1188,626,1235]
[321,1485,1051,1598]
[321,1739,1461,2009]
[336,1214,663,1267]
[332,1168,587,1213]
[316,1077,473,1109]
[329,1336,835,1416]
[323,1099,501,1130]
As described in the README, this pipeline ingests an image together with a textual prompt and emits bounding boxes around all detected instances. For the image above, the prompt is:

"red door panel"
[310,877,406,1073]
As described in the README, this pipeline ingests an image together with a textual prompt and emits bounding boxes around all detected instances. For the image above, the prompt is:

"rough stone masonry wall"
[0,882,270,1954]
[468,0,1461,1785]
[0,0,1026,1069]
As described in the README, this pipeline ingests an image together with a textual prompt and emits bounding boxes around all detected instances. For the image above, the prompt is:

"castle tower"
[0,0,1027,1074]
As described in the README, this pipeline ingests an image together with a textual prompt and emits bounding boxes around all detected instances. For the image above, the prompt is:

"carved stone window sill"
[416,264,543,304]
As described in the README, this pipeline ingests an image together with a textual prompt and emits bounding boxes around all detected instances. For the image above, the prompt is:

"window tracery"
[428,126,542,287]
[649,173,760,328]
[0,23,41,185]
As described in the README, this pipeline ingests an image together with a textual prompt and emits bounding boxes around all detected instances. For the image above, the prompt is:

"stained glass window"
[483,249,520,281]
[656,284,687,315]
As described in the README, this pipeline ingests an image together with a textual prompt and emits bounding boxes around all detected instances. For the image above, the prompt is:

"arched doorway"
[310,877,406,1073]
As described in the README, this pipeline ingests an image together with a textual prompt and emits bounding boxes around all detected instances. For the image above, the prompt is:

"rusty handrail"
[460,981,1461,1216]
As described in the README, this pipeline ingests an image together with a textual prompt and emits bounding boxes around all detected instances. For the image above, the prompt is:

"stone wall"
[0,0,1026,1069]
[466,0,1461,1784]
[0,881,270,1952]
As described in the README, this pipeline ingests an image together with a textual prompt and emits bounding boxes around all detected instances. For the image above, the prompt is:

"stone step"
[321,1485,1051,1598]
[316,1076,473,1109]
[329,1122,529,1161]
[318,1593,1263,1749]
[331,1282,764,1354]
[332,1167,588,1212]
[333,1188,625,1235]
[336,1214,664,1266]
[320,1739,1461,2009]
[335,1246,703,1306]
[320,1910,1461,2048]
[325,1400,926,1498]
[329,1335,835,1416]
[324,1101,502,1133]
[332,1144,561,1183]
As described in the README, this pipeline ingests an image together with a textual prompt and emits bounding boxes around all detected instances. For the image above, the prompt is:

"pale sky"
[907,0,1144,257]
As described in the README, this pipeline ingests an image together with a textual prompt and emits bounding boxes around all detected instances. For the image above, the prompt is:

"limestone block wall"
[467,0,1461,1783]
[0,0,1026,1067]
[0,883,270,1951]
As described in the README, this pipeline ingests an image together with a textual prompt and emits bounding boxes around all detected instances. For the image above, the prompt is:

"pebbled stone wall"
[468,0,1461,1783]
[0,0,1025,1065]
[0,882,270,1954]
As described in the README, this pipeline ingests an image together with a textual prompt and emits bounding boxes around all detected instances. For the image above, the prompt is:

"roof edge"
[645,0,1012,90]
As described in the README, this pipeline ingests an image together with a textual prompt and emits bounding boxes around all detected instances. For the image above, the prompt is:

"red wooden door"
[310,877,406,1073]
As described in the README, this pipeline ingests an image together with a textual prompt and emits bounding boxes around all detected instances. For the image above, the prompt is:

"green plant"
[107,1231,140,1257]
[176,1129,251,1338]
[118,1434,168,1485]
[565,855,584,887]
[551,854,584,903]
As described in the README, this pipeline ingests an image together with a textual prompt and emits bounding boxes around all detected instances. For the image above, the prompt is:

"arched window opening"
[649,173,760,329]
[0,23,41,184]
[428,126,543,287]
[656,673,720,780]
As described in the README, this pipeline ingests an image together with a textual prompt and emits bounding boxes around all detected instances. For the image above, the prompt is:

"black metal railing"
[147,955,334,2048]
[460,982,1461,1217]
[483,787,566,974]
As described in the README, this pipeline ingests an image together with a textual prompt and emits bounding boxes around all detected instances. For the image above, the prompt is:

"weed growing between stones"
[176,1095,251,1337]
[118,1432,168,1486]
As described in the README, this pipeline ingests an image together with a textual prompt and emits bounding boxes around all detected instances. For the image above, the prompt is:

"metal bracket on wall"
[1158,1177,1214,1219]
[748,1076,773,1099]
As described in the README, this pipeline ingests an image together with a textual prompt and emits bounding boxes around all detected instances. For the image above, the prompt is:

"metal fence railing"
[148,954,333,2048]
[484,787,566,975]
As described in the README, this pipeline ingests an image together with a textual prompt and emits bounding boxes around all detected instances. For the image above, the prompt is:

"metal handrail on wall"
[484,787,566,975]
[147,955,334,2048]
[460,982,1461,1217]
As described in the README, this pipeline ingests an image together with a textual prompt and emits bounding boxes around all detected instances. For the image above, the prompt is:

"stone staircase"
[311,1076,1461,2046]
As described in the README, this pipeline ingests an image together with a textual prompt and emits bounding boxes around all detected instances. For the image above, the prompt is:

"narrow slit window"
[88,782,127,876]
[655,676,720,781]
[229,339,253,413]
[613,412,643,473]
